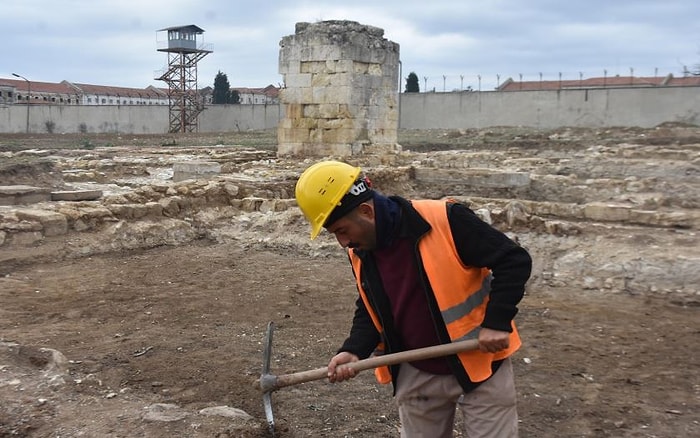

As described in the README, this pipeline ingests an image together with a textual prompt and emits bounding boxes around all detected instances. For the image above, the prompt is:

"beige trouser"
[394,358,518,438]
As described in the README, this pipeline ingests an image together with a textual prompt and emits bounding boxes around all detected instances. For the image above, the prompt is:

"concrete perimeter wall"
[1,86,698,134]
[0,105,170,134]
[399,86,700,129]
[199,104,283,132]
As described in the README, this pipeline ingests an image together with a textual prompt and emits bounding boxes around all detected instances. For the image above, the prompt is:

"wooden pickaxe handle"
[257,338,479,393]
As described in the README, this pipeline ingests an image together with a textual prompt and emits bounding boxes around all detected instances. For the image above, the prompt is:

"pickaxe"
[256,321,480,436]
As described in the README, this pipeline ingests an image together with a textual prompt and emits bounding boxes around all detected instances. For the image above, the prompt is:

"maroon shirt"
[373,237,452,374]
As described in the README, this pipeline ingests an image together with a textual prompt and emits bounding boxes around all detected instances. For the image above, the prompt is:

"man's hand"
[478,327,511,353]
[327,351,359,383]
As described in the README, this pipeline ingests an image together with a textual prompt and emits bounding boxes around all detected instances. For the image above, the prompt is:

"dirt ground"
[1,128,699,437]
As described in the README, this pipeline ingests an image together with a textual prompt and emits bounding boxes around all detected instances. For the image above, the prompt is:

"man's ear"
[357,202,375,220]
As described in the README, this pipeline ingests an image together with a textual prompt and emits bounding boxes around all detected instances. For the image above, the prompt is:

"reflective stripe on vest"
[349,199,520,383]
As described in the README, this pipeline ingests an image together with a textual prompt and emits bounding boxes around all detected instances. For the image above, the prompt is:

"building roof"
[667,76,700,86]
[233,85,280,98]
[157,25,205,33]
[0,78,76,94]
[0,77,274,100]
[0,77,169,98]
[496,74,700,91]
[68,82,166,98]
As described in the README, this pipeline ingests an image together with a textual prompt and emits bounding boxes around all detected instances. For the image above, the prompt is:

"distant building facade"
[0,78,170,106]
[233,85,280,104]
[0,77,280,107]
[70,83,168,105]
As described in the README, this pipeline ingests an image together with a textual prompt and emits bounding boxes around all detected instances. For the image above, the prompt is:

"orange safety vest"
[349,199,521,383]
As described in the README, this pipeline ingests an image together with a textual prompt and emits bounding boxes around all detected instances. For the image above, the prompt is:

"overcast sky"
[5,0,700,92]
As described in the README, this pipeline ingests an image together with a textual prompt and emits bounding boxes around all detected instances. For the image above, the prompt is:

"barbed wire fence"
[406,65,697,93]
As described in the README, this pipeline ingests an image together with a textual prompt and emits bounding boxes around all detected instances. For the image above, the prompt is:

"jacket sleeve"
[448,203,532,332]
[338,295,382,359]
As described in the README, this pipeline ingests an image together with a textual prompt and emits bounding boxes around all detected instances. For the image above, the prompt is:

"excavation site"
[0,125,698,437]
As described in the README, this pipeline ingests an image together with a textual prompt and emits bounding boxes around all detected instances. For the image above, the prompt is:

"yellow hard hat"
[295,161,362,239]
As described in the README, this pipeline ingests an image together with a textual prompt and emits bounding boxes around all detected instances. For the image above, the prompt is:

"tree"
[230,88,240,104]
[405,72,420,93]
[213,71,239,104]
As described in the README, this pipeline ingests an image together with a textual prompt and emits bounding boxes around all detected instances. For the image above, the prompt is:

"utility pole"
[12,73,30,133]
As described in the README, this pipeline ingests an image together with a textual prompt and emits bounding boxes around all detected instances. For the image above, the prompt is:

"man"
[295,160,532,438]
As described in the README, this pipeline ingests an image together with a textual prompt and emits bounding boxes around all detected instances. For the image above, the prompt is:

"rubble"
[0,127,698,301]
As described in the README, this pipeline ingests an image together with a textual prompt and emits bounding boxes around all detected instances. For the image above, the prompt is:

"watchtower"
[156,25,212,133]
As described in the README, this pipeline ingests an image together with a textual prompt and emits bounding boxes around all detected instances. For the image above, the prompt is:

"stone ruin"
[277,20,400,156]
[0,127,698,303]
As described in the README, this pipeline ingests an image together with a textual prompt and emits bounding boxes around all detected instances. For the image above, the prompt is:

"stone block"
[241,197,264,212]
[284,73,313,88]
[308,44,342,61]
[584,202,631,222]
[278,127,311,144]
[330,72,354,87]
[9,231,43,246]
[291,117,318,129]
[311,74,332,87]
[108,203,163,220]
[653,210,700,229]
[321,128,357,144]
[300,60,338,74]
[51,190,103,201]
[302,105,319,118]
[312,86,352,104]
[285,103,304,120]
[319,118,355,130]
[15,209,68,237]
[0,186,52,206]
[79,206,115,221]
[172,161,221,183]
[280,87,314,105]
[334,60,354,73]
[278,118,294,129]
[317,104,340,119]
[159,198,181,217]
[279,59,301,75]
[413,168,531,189]
[309,128,323,143]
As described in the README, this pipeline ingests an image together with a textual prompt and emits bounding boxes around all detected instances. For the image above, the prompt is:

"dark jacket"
[339,196,532,392]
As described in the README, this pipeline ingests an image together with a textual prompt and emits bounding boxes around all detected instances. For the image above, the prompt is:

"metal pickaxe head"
[257,320,327,437]
[261,321,276,437]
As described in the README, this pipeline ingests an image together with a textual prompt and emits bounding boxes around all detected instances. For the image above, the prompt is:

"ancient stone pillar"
[277,20,400,156]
